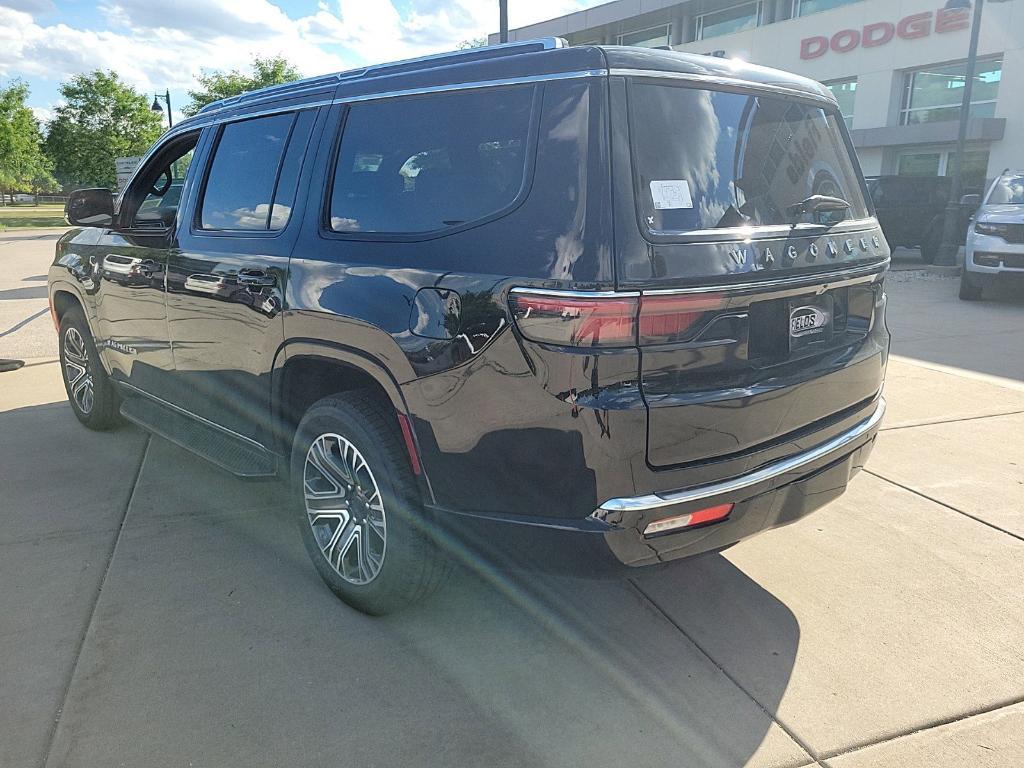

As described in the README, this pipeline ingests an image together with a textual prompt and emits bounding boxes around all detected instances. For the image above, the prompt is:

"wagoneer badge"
[790,305,830,336]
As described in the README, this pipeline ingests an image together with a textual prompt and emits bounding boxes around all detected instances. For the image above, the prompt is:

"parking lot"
[2,229,1023,767]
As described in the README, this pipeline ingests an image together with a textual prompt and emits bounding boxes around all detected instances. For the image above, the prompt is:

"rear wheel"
[919,233,940,265]
[959,270,984,301]
[58,305,121,429]
[291,392,450,615]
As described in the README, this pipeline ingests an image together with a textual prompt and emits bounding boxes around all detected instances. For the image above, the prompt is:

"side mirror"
[66,188,114,228]
[959,194,981,207]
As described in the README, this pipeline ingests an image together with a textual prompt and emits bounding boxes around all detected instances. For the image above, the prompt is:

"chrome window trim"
[331,70,606,106]
[509,287,641,299]
[598,397,886,515]
[609,67,836,105]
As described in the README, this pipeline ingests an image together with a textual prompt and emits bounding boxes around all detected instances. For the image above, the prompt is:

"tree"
[43,70,163,190]
[0,80,55,202]
[184,56,301,117]
[458,37,487,49]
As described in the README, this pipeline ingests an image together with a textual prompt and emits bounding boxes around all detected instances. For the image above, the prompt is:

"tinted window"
[200,111,313,231]
[328,86,534,234]
[629,82,869,235]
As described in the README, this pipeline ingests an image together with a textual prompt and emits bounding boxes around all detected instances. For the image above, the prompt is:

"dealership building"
[491,0,1023,191]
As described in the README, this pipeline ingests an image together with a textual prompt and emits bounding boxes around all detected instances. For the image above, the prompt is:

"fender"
[272,338,436,503]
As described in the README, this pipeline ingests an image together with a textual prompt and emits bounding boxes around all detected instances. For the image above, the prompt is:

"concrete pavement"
[1,251,1023,766]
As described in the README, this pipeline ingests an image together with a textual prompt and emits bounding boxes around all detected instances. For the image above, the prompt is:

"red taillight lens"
[644,503,734,536]
[510,290,727,348]
[509,292,638,348]
[638,294,726,345]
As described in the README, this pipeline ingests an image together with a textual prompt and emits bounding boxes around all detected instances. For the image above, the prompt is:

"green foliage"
[43,70,163,190]
[0,80,55,196]
[184,56,301,117]
[457,37,488,49]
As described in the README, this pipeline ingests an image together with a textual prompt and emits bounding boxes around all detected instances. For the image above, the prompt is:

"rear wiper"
[786,195,851,223]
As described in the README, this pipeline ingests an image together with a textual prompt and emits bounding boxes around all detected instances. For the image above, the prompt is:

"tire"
[919,234,939,265]
[58,305,121,429]
[959,271,984,301]
[291,392,450,615]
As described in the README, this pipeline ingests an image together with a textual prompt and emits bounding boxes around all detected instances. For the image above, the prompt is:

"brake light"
[509,290,726,348]
[644,503,734,536]
[638,294,726,345]
[509,292,638,347]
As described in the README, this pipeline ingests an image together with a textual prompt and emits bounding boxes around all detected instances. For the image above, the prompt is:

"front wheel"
[959,270,984,301]
[58,305,121,429]
[291,392,451,615]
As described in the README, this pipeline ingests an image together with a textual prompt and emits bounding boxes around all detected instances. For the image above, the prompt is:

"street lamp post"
[150,89,173,130]
[499,0,509,43]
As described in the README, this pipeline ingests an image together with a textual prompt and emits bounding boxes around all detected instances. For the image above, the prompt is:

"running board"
[120,394,278,478]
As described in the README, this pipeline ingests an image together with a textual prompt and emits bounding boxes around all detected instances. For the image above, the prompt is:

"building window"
[896,148,990,192]
[694,2,761,40]
[617,24,671,47]
[793,0,863,17]
[825,78,857,128]
[899,58,1002,125]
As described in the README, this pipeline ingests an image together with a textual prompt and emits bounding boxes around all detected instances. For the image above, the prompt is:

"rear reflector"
[509,290,726,348]
[396,412,422,476]
[643,503,733,536]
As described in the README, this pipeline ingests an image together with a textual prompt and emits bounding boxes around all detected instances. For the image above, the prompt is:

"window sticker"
[650,179,693,210]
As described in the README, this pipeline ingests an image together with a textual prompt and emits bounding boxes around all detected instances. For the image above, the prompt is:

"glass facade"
[794,0,863,17]
[617,25,671,47]
[896,149,990,193]
[900,58,1002,125]
[825,78,857,128]
[694,2,761,40]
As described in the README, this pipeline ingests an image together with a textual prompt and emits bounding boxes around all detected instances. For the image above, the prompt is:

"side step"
[120,394,278,478]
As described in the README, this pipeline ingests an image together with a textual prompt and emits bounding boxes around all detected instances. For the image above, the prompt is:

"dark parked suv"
[50,40,889,614]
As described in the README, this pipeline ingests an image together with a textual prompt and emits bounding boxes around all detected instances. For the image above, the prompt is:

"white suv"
[961,170,1024,300]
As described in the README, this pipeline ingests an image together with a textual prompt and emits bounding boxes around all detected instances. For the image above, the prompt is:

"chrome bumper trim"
[598,397,886,514]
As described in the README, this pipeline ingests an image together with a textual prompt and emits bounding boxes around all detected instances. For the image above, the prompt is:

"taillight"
[509,290,726,348]
[643,503,734,536]
[509,291,638,348]
[638,294,725,345]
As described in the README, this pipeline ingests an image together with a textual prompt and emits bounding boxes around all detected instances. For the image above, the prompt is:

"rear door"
[611,77,889,469]
[165,107,321,444]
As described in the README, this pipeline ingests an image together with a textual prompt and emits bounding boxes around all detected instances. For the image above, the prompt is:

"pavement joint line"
[880,409,1024,432]
[888,354,1024,393]
[38,434,151,768]
[817,694,1024,765]
[864,468,1024,544]
[626,579,828,768]
[0,307,50,339]
[0,525,123,549]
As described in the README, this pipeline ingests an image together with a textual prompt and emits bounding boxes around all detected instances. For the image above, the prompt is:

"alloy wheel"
[303,433,387,585]
[63,327,94,415]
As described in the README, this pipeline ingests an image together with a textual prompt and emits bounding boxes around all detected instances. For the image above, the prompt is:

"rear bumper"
[428,397,884,576]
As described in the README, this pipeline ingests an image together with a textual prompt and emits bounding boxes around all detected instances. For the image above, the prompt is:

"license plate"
[789,294,833,350]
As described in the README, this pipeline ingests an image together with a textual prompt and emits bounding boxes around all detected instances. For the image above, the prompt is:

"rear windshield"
[985,173,1024,205]
[629,82,870,236]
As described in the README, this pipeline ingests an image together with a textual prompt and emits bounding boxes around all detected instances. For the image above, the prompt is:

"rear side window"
[628,82,870,236]
[328,85,535,235]
[199,110,315,231]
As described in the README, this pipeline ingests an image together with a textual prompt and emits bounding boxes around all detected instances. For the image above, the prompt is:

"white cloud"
[1,0,605,114]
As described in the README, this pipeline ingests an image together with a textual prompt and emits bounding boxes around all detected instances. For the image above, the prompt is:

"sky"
[0,0,607,125]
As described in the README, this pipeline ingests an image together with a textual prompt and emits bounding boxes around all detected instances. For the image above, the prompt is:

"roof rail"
[196,38,567,116]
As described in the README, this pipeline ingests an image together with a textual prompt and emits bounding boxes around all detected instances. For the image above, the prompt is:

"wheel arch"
[272,340,433,502]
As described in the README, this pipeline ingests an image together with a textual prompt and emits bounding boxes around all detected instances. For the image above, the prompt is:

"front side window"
[825,78,857,128]
[124,133,199,230]
[986,173,1024,205]
[328,86,535,235]
[199,110,315,231]
[694,2,761,40]
[629,82,869,236]
[900,58,1002,125]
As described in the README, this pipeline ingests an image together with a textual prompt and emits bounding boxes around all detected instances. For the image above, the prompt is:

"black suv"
[50,40,889,614]
[865,175,973,263]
